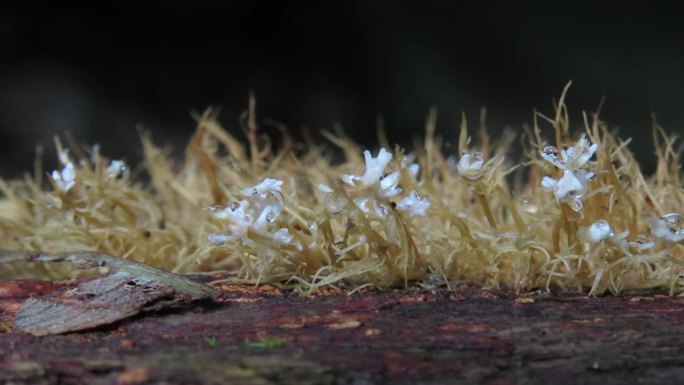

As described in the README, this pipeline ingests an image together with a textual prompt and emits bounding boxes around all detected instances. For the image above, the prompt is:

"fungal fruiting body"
[2,97,684,296]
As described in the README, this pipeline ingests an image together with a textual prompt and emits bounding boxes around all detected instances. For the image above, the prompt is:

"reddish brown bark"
[2,280,684,384]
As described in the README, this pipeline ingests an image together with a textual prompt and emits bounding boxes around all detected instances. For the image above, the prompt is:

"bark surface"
[2,280,684,384]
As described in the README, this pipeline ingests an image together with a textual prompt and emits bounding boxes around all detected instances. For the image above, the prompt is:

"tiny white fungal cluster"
[585,219,614,243]
[396,190,430,217]
[541,136,684,257]
[540,134,598,213]
[204,178,292,245]
[341,148,403,198]
[578,219,630,257]
[202,178,296,279]
[50,149,76,192]
[330,148,429,217]
[106,159,130,180]
[51,147,130,193]
[201,147,433,285]
[578,214,684,257]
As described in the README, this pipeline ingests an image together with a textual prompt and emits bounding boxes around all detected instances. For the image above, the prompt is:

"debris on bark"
[1,250,219,336]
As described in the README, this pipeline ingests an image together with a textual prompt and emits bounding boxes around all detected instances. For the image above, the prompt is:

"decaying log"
[2,278,684,384]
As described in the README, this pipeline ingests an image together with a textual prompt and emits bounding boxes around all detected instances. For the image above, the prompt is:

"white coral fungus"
[206,178,290,245]
[50,149,76,192]
[540,134,598,212]
[106,159,130,180]
[342,148,393,188]
[51,163,76,192]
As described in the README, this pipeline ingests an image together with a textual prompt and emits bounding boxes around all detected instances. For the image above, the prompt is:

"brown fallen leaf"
[1,250,220,336]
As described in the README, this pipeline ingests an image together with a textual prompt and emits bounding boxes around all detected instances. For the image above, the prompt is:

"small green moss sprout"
[244,336,284,349]
[205,336,218,347]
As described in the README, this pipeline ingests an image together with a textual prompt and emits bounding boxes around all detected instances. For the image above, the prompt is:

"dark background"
[1,1,683,178]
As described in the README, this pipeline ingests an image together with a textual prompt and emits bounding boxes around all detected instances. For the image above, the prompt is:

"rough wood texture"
[14,272,176,336]
[2,280,684,384]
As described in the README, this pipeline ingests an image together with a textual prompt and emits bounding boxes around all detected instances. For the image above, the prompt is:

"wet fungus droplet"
[517,196,538,214]
[638,231,654,244]
[661,213,684,235]
[542,146,559,159]
[261,190,284,206]
[634,231,656,250]
[203,204,226,215]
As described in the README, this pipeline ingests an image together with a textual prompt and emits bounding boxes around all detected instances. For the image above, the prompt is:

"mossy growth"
[1,88,684,296]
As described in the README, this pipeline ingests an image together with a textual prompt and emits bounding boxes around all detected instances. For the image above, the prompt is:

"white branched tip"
[272,228,293,244]
[541,170,586,212]
[540,135,598,212]
[342,148,393,187]
[57,148,71,166]
[650,213,684,243]
[579,220,631,255]
[242,178,283,196]
[205,178,294,245]
[408,163,420,178]
[51,163,76,192]
[401,154,420,180]
[317,184,334,194]
[354,197,371,213]
[396,190,430,217]
[208,233,231,246]
[51,147,76,192]
[456,152,484,180]
[203,201,247,221]
[562,134,599,170]
[585,220,614,243]
[541,134,598,171]
[542,170,583,200]
[318,184,346,213]
[106,159,130,180]
[379,171,402,197]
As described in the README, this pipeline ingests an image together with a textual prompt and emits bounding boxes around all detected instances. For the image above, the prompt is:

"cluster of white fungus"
[106,159,130,180]
[201,146,433,286]
[50,149,77,192]
[341,148,403,198]
[578,219,630,256]
[540,134,598,212]
[204,178,292,245]
[327,147,429,216]
[396,191,430,217]
[51,147,130,193]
